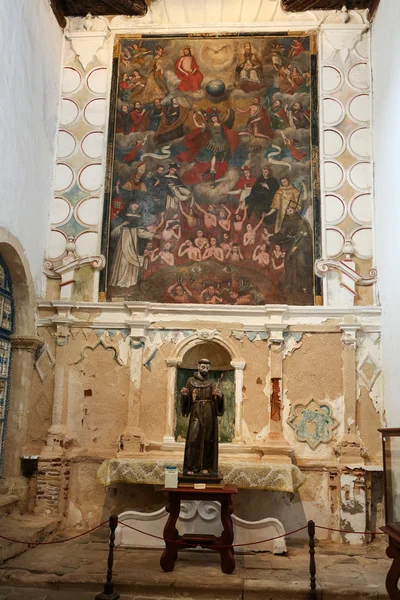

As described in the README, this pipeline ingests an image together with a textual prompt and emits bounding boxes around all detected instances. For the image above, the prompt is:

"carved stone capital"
[267,326,288,345]
[126,320,149,341]
[339,324,361,347]
[167,358,180,368]
[11,335,44,353]
[230,359,246,370]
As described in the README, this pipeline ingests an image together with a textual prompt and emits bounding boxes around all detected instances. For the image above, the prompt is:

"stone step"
[0,514,59,564]
[0,541,389,599]
[0,495,19,518]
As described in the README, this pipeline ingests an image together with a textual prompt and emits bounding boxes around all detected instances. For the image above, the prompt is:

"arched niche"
[0,228,36,338]
[175,340,235,444]
[0,227,42,480]
[163,330,245,447]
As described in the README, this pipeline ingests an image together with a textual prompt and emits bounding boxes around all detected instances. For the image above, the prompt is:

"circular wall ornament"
[84,98,107,127]
[75,231,99,257]
[60,98,79,126]
[78,164,103,192]
[348,127,371,159]
[54,163,74,192]
[324,161,345,191]
[57,130,77,159]
[347,62,369,91]
[75,197,100,227]
[349,193,373,226]
[351,227,373,259]
[51,197,72,226]
[86,67,108,94]
[348,161,372,191]
[347,94,370,124]
[47,230,67,260]
[81,131,105,159]
[62,67,82,94]
[326,227,345,258]
[322,65,343,93]
[325,194,347,225]
[323,129,346,158]
[323,97,345,127]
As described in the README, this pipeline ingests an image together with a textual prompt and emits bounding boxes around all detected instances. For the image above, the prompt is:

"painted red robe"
[175,56,203,92]
[177,125,239,186]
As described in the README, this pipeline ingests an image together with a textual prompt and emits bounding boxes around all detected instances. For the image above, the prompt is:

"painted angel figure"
[176,107,238,187]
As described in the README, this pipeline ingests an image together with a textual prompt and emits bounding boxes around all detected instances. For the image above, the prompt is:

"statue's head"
[198,358,211,376]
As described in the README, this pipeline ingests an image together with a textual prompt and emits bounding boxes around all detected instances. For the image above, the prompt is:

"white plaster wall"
[372,0,400,427]
[0,0,62,294]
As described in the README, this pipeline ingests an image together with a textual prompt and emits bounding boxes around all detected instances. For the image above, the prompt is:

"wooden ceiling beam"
[49,0,67,28]
[62,0,148,17]
[282,0,381,19]
[49,0,148,28]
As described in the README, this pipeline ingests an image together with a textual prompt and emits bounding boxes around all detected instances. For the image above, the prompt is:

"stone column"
[261,327,292,464]
[3,336,43,477]
[162,359,179,447]
[37,304,73,516]
[231,360,246,443]
[42,307,74,456]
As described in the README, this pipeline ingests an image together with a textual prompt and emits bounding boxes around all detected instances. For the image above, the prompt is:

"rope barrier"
[117,520,385,549]
[315,525,384,535]
[0,520,109,546]
[0,519,385,548]
[118,520,309,548]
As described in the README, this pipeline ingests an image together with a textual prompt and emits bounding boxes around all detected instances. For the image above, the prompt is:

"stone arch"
[0,227,41,480]
[169,329,242,364]
[0,227,36,337]
[163,330,246,447]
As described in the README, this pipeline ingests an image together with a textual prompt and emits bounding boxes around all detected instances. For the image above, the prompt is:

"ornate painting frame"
[100,32,321,306]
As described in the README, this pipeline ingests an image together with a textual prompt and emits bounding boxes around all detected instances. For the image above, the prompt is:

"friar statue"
[180,359,224,477]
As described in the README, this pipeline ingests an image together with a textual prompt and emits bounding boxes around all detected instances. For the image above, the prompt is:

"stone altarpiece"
[15,0,383,548]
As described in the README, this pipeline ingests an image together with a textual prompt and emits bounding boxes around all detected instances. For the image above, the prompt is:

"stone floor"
[0,531,391,599]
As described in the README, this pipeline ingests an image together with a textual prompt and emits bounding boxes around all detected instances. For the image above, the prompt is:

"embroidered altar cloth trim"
[97,459,304,492]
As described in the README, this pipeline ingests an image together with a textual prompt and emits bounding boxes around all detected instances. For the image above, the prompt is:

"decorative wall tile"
[288,398,339,449]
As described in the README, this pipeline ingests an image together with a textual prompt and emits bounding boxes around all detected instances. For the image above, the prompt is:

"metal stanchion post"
[308,520,317,600]
[95,514,120,600]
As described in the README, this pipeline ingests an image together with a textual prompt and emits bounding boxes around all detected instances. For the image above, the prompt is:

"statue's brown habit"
[181,372,224,475]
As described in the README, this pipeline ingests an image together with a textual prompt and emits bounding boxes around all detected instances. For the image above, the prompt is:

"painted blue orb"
[206,79,226,97]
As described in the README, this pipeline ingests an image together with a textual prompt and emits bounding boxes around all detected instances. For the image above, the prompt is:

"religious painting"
[102,34,319,305]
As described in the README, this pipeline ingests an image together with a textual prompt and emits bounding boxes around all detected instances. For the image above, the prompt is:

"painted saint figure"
[235,42,263,92]
[265,177,301,233]
[175,46,203,92]
[180,358,224,476]
[237,97,273,141]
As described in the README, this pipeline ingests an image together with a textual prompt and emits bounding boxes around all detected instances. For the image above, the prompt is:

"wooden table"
[160,485,238,574]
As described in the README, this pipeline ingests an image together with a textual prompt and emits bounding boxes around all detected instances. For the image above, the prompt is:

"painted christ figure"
[175,46,203,92]
[180,359,224,476]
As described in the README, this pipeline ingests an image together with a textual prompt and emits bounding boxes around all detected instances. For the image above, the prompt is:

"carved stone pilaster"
[337,322,365,464]
[119,322,149,455]
[42,306,75,457]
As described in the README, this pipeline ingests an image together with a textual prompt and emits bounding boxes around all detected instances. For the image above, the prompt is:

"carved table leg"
[219,494,235,574]
[386,543,400,599]
[160,495,180,572]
